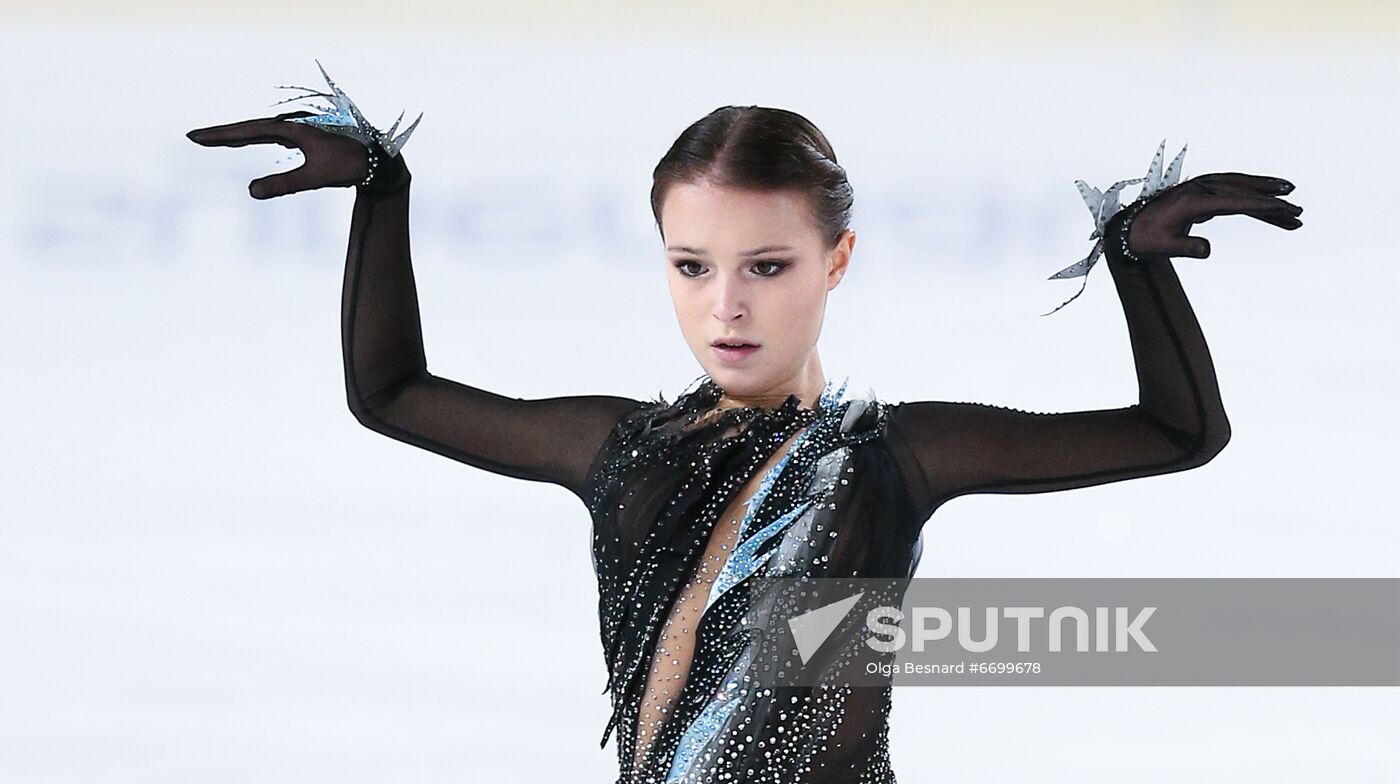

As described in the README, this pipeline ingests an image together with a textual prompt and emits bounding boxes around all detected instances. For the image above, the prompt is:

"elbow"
[1143,407,1231,470]
[346,393,386,433]
[1189,415,1231,468]
[345,381,399,434]
[344,371,424,433]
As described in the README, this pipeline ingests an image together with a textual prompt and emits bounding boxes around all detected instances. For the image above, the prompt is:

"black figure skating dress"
[343,150,1229,784]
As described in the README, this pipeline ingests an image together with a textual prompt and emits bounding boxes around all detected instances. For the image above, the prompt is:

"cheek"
[770,276,826,331]
[668,283,707,339]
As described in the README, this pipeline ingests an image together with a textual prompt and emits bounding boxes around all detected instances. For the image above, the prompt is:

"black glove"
[1106,172,1302,263]
[186,110,408,199]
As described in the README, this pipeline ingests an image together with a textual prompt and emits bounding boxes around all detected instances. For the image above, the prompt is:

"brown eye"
[673,260,705,277]
[753,260,790,277]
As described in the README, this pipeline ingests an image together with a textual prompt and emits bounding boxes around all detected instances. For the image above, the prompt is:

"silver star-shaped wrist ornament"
[1042,139,1188,316]
[270,59,422,187]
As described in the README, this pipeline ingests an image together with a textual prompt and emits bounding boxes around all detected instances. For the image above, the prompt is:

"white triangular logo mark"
[788,591,865,664]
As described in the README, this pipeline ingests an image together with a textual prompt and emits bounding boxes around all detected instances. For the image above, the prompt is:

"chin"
[702,366,764,395]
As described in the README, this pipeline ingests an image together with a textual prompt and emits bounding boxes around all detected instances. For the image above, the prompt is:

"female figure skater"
[187,68,1302,783]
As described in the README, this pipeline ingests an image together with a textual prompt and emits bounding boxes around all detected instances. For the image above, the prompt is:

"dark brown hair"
[650,105,853,250]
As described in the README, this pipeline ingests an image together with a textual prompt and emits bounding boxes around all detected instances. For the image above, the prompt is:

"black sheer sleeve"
[884,231,1231,520]
[342,146,646,501]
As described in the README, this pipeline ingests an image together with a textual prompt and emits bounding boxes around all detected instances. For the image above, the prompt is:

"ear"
[827,229,855,291]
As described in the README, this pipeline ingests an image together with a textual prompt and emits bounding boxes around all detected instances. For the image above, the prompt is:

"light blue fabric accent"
[700,376,847,617]
[704,496,813,616]
[664,649,753,782]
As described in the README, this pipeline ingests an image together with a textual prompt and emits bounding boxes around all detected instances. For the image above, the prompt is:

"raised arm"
[885,172,1303,518]
[188,102,645,503]
[343,147,645,498]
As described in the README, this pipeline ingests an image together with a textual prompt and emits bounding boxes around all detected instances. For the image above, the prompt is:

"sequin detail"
[1043,139,1188,315]
[585,374,920,783]
[272,59,422,158]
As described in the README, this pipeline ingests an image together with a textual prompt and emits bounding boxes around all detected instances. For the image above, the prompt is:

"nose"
[712,275,746,322]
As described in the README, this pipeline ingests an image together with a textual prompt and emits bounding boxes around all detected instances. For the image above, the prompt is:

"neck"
[713,356,827,413]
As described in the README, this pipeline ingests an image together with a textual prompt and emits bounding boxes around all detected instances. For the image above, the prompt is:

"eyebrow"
[666,245,795,258]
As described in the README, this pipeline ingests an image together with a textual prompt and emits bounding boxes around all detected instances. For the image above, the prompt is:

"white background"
[2,2,1397,781]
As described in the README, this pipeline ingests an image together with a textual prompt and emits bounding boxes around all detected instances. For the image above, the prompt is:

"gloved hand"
[186,110,406,199]
[1108,173,1302,262]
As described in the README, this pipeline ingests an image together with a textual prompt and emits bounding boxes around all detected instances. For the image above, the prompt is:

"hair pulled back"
[650,105,853,250]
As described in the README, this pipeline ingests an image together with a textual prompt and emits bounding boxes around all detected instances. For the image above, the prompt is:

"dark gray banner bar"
[736,578,1400,687]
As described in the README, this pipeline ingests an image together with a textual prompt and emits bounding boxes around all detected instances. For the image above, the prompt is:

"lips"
[711,339,760,366]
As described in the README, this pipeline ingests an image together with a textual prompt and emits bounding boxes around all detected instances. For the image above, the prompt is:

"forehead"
[661,180,818,249]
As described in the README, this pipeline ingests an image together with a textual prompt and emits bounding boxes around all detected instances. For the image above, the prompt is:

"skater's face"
[659,180,853,399]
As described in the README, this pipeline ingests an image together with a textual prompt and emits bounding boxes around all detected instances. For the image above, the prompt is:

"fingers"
[1184,193,1303,225]
[1158,188,1303,257]
[1175,174,1302,232]
[186,112,313,148]
[248,165,350,200]
[1149,234,1212,260]
[249,168,310,200]
[1249,211,1304,231]
[1197,172,1295,195]
[187,118,281,148]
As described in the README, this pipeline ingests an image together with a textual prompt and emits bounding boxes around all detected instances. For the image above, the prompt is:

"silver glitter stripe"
[764,446,850,577]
